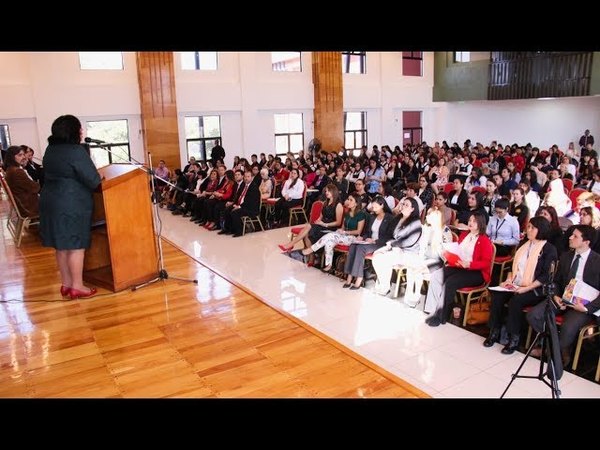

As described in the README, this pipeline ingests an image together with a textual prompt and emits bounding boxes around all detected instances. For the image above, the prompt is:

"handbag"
[466,291,491,326]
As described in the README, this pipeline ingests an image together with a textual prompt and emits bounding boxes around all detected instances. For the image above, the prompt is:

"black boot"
[483,328,500,347]
[501,334,520,354]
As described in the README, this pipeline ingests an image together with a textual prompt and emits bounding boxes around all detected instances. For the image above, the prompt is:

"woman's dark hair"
[48,114,82,145]
[469,191,484,210]
[528,216,551,241]
[401,197,421,226]
[324,183,340,207]
[347,192,363,215]
[371,195,392,214]
[536,205,560,230]
[469,212,487,235]
[3,146,24,168]
[288,168,300,189]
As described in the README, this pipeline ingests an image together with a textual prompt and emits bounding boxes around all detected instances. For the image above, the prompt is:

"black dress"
[308,202,339,243]
[39,144,101,250]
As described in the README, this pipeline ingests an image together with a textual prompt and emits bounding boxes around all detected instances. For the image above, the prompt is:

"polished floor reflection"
[159,209,600,398]
[0,200,422,398]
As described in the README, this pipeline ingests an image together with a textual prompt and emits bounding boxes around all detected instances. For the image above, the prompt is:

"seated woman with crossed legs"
[371,197,422,296]
[342,196,398,290]
[278,184,343,260]
[483,216,557,353]
[301,193,367,272]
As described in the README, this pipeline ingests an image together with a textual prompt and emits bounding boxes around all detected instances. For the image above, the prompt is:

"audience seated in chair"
[3,146,40,218]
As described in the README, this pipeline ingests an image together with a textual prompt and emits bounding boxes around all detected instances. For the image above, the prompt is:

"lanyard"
[494,218,506,240]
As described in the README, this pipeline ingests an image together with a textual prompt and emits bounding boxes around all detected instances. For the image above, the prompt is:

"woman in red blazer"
[425,211,493,326]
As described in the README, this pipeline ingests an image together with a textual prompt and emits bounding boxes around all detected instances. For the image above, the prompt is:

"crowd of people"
[3,128,600,371]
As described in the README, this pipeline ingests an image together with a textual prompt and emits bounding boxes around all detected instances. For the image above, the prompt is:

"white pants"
[371,247,423,294]
[311,233,358,267]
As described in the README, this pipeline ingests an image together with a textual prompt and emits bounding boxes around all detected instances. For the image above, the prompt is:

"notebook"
[562,278,600,306]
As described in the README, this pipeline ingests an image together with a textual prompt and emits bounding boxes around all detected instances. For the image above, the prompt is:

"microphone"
[84,137,107,145]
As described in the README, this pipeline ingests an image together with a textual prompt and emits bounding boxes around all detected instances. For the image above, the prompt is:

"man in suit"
[209,139,225,168]
[223,171,261,237]
[527,225,600,365]
[3,146,40,217]
[216,170,244,234]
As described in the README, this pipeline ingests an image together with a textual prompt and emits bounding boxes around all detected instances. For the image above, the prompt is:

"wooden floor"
[0,199,427,398]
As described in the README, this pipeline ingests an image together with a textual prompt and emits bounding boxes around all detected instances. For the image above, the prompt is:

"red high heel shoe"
[60,285,71,297]
[278,244,292,253]
[69,287,98,300]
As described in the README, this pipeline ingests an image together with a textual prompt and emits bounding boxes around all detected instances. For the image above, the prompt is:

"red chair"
[471,186,486,195]
[569,188,586,209]
[562,178,574,194]
[443,183,454,194]
[457,244,497,327]
[290,200,323,241]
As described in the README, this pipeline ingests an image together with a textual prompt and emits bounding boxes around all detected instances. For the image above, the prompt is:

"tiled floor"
[159,210,600,398]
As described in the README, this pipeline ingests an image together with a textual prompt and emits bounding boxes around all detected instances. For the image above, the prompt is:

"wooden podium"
[83,164,159,292]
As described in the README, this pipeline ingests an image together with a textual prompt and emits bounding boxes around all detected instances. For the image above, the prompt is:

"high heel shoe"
[60,285,71,297]
[342,282,352,288]
[278,244,292,253]
[69,287,98,300]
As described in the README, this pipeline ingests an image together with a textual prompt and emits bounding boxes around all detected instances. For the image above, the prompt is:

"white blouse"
[282,178,305,200]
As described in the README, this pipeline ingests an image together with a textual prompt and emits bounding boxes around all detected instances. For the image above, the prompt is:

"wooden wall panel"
[136,52,181,171]
[312,52,344,153]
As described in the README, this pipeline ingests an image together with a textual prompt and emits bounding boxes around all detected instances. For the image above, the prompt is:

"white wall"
[0,52,142,160]
[441,96,600,150]
[174,51,314,168]
[344,52,440,148]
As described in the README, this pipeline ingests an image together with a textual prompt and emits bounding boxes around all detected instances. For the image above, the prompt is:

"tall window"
[344,112,367,154]
[271,52,302,72]
[86,120,130,168]
[402,111,422,147]
[274,113,303,155]
[184,116,222,161]
[454,52,471,63]
[0,124,10,150]
[342,51,366,74]
[79,52,123,70]
[181,52,218,71]
[402,52,423,76]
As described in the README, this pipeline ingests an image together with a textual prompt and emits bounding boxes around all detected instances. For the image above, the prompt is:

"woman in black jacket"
[342,196,399,289]
[483,216,558,354]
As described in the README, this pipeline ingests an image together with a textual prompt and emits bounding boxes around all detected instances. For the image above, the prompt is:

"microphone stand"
[91,143,198,290]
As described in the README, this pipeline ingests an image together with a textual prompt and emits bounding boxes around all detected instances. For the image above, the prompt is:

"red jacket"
[458,231,494,284]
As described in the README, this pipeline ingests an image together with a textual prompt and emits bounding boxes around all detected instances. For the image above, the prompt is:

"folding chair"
[0,172,39,247]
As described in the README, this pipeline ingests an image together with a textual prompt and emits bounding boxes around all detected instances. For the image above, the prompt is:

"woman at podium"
[39,115,102,299]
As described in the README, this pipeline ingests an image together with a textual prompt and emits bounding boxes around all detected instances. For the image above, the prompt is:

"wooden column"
[312,52,344,153]
[136,52,180,170]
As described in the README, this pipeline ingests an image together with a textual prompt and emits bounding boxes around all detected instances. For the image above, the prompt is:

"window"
[402,52,423,76]
[181,52,218,70]
[454,52,470,63]
[79,52,123,70]
[0,124,10,150]
[344,112,367,154]
[402,111,422,147]
[184,115,222,161]
[342,51,366,74]
[274,113,303,155]
[271,52,302,72]
[86,120,130,168]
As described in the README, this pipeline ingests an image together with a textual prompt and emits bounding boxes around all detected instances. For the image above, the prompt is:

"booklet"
[442,242,460,266]
[562,278,600,306]
[489,284,520,292]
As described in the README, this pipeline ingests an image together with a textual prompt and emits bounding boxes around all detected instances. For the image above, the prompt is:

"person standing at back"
[39,115,102,299]
[579,129,594,153]
[210,139,225,168]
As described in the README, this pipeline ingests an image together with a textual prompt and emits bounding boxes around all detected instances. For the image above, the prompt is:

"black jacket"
[362,212,399,246]
[555,250,600,315]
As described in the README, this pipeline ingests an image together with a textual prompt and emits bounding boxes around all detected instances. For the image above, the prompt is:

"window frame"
[181,52,219,71]
[78,52,124,70]
[342,51,367,74]
[184,115,222,162]
[454,52,471,63]
[0,124,11,150]
[274,113,304,155]
[85,119,131,166]
[344,111,368,154]
[271,52,302,72]
[402,51,423,76]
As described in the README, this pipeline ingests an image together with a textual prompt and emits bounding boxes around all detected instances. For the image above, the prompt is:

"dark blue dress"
[39,144,101,250]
